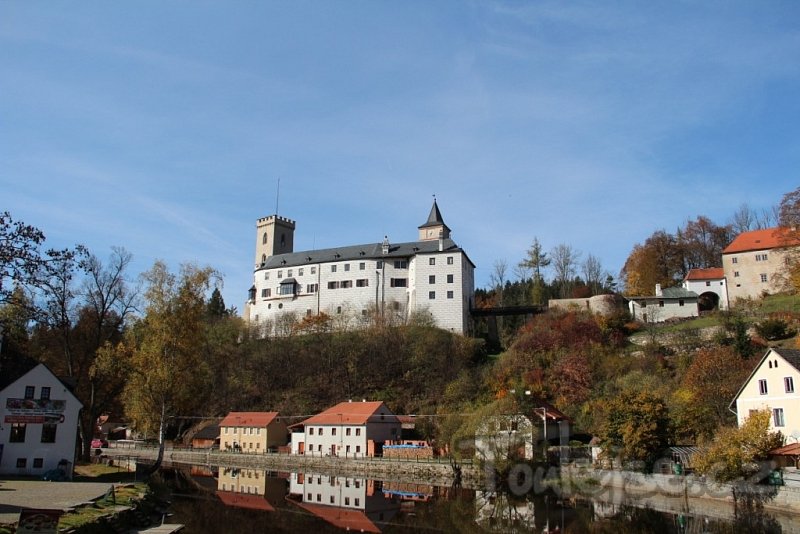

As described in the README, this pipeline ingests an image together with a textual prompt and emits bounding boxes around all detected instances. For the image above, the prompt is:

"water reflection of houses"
[287,473,400,532]
[216,467,288,512]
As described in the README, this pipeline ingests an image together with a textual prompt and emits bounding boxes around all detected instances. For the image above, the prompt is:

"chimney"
[655,283,662,296]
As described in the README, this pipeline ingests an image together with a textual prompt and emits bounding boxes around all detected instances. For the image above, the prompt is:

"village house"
[731,348,800,438]
[219,412,288,453]
[245,200,476,335]
[290,401,401,457]
[722,227,800,303]
[191,422,220,449]
[475,402,571,462]
[682,267,729,311]
[627,284,699,323]
[0,357,82,478]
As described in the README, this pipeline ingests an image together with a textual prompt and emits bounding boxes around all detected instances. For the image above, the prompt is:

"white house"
[627,284,699,323]
[288,473,399,532]
[731,348,800,440]
[722,227,800,303]
[475,403,571,462]
[682,268,729,311]
[245,200,476,335]
[0,359,82,477]
[292,401,400,457]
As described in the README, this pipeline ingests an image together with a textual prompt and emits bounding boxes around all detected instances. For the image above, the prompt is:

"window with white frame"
[774,408,785,427]
[331,265,337,273]
[786,377,795,393]
[447,256,454,265]
[429,257,435,266]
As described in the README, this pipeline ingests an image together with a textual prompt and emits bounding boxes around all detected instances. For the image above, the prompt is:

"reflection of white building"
[245,200,476,335]
[475,404,571,462]
[291,401,400,457]
[288,472,399,532]
[475,491,536,532]
[0,360,82,477]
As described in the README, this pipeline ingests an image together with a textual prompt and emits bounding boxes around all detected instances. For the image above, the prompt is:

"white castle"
[246,200,475,335]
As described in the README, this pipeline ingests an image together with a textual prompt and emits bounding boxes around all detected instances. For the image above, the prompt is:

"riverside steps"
[103,445,483,489]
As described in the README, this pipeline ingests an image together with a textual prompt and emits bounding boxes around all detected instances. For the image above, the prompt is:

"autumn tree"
[694,409,784,483]
[778,186,800,293]
[107,261,219,442]
[679,216,732,271]
[595,390,672,470]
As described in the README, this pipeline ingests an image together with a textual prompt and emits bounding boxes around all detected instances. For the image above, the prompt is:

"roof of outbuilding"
[193,424,220,440]
[628,287,699,300]
[685,268,725,280]
[220,412,281,427]
[723,227,800,254]
[300,401,399,426]
[259,237,472,270]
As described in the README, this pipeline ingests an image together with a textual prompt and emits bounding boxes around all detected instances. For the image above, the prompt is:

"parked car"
[91,438,109,448]
[42,468,68,481]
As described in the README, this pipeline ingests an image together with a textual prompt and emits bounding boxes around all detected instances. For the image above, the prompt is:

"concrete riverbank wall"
[104,447,484,489]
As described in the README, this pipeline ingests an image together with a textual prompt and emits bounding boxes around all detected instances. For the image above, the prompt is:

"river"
[149,464,788,533]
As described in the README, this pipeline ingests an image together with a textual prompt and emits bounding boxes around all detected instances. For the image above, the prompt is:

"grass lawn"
[56,483,146,531]
[74,462,137,483]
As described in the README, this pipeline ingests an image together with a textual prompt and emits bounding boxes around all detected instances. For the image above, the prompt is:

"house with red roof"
[682,267,729,311]
[219,411,288,453]
[290,401,400,457]
[723,227,800,303]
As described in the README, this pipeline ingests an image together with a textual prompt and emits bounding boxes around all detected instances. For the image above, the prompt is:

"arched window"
[262,232,268,245]
[261,254,266,264]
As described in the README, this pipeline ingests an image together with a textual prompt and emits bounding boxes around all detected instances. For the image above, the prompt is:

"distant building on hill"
[627,284,699,323]
[245,200,475,335]
[722,227,800,303]
[682,267,728,311]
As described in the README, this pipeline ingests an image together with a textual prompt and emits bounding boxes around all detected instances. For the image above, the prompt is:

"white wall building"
[0,360,82,477]
[245,201,475,335]
[292,401,400,458]
[682,268,729,311]
[731,348,800,440]
[627,284,699,323]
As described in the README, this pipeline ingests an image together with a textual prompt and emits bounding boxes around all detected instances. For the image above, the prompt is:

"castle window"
[299,268,304,276]
[390,278,407,288]
[280,234,286,247]
[277,271,283,279]
[356,279,368,287]
[328,281,340,289]
[429,291,436,299]
[311,267,317,275]
[279,283,295,296]
[262,232,268,245]
[429,275,436,284]
[306,284,318,293]
[265,272,270,280]
[447,291,454,299]
[429,258,435,266]
[447,256,454,265]
[341,280,353,288]
[359,262,365,270]
[447,274,454,283]
[261,254,266,264]
[287,269,293,277]
[331,265,337,273]
[261,288,271,298]
[377,261,383,269]
[344,264,350,272]
[394,260,407,269]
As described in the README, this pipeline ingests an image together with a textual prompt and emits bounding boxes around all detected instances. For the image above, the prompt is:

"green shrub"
[755,318,796,341]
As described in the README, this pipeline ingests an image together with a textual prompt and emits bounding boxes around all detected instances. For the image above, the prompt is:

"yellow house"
[219,412,288,453]
[731,348,800,438]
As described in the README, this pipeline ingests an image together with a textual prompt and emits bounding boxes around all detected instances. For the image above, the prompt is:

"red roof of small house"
[220,412,280,428]
[216,491,275,511]
[290,501,380,533]
[685,268,724,281]
[769,443,800,456]
[723,227,800,254]
[300,401,399,426]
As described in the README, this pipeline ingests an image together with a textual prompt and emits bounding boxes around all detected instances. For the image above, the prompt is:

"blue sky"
[2,2,799,310]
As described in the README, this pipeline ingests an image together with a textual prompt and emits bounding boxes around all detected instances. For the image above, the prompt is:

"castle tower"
[254,214,296,267]
[418,199,451,241]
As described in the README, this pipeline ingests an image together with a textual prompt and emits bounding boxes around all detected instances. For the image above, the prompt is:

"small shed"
[192,424,220,449]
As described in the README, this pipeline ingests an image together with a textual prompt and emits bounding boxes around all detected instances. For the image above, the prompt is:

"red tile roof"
[291,501,380,532]
[216,491,275,511]
[220,411,280,428]
[301,401,399,426]
[723,227,800,254]
[685,268,724,280]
